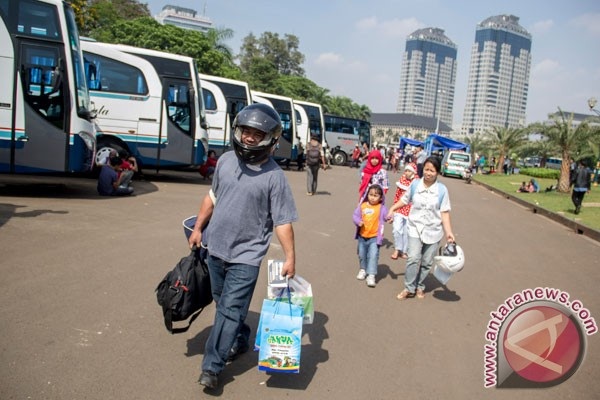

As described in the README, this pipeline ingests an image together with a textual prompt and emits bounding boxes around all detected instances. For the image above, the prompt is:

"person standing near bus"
[296,139,305,171]
[187,103,298,390]
[305,135,326,195]
[351,144,361,168]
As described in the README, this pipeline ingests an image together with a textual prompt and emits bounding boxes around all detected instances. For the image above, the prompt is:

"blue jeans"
[357,236,379,276]
[404,236,439,293]
[202,255,259,374]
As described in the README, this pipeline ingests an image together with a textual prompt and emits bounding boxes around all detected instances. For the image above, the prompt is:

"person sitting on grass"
[528,178,539,193]
[517,181,528,193]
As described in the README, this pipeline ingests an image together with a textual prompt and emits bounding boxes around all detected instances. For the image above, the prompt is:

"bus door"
[145,78,195,168]
[272,110,293,160]
[9,40,70,173]
[200,80,228,153]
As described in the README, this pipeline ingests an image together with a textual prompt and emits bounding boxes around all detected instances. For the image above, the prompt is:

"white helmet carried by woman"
[432,242,465,285]
[231,103,282,164]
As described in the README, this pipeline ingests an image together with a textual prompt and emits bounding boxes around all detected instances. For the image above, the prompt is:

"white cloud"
[314,52,343,67]
[379,17,424,38]
[569,13,600,36]
[529,19,553,35]
[355,16,424,39]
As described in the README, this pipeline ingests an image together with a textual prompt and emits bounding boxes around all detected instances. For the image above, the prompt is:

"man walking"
[570,159,592,215]
[188,103,298,390]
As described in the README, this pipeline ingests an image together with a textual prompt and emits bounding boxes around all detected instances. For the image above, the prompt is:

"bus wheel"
[333,151,347,166]
[95,139,125,167]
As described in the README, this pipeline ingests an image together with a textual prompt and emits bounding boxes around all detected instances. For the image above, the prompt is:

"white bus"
[251,91,297,164]
[199,74,251,156]
[82,40,208,171]
[293,100,325,146]
[324,114,371,165]
[0,0,96,174]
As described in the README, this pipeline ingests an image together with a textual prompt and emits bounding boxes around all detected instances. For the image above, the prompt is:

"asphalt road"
[1,164,599,399]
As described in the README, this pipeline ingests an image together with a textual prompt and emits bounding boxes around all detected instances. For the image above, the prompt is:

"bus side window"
[168,84,191,133]
[202,89,217,111]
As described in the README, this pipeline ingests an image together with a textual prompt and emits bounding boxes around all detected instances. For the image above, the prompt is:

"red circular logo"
[503,305,582,383]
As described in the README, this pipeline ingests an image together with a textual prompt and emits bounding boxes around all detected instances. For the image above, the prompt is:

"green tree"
[532,110,595,192]
[91,17,238,77]
[81,0,150,36]
[485,126,528,175]
[384,128,399,144]
[239,32,304,77]
[69,0,97,35]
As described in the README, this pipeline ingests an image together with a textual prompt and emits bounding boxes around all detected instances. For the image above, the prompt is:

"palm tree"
[485,126,528,174]
[205,27,234,61]
[535,110,594,192]
[463,133,484,161]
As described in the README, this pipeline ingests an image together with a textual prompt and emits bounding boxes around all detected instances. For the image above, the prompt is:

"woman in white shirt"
[386,156,455,300]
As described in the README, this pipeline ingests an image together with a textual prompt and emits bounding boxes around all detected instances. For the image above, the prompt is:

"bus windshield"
[64,4,91,119]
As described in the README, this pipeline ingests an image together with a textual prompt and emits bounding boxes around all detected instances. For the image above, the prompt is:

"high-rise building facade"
[461,15,532,135]
[396,28,457,135]
[155,5,213,33]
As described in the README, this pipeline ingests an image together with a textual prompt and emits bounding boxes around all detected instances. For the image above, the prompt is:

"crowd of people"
[98,101,592,392]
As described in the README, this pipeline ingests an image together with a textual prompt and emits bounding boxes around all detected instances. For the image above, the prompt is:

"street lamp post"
[588,97,600,116]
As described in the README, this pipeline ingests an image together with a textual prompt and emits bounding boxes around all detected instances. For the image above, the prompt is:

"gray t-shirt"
[205,151,298,266]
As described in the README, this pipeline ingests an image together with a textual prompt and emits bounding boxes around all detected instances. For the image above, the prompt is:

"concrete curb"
[474,180,600,243]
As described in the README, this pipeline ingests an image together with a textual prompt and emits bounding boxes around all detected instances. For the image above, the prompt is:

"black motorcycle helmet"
[231,103,282,164]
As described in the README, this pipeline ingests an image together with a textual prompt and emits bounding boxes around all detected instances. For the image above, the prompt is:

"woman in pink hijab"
[359,149,389,199]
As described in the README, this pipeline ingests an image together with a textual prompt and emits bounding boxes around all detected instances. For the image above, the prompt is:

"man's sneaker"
[199,370,218,389]
[366,275,376,287]
[356,269,367,280]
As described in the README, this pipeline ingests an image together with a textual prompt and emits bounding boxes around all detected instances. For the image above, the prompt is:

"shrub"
[519,167,560,179]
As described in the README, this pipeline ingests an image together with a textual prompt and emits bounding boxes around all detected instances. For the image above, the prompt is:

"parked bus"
[251,91,297,164]
[324,114,371,165]
[0,0,96,174]
[82,40,208,171]
[293,100,325,146]
[199,74,251,156]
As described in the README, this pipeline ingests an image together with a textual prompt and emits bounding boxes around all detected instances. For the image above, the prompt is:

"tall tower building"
[461,15,532,135]
[396,28,457,135]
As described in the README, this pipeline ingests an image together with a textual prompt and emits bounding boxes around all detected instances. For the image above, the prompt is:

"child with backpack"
[305,135,325,195]
[390,163,417,260]
[353,184,388,287]
[386,156,455,300]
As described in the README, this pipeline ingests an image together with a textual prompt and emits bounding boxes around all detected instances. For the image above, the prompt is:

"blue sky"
[146,0,600,128]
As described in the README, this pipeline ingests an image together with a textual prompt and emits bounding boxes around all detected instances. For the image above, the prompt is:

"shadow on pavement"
[187,310,330,393]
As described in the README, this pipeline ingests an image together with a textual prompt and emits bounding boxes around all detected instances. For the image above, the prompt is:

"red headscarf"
[359,150,383,197]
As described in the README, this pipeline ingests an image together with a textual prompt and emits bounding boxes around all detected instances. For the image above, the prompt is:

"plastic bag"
[257,298,303,374]
[268,275,313,324]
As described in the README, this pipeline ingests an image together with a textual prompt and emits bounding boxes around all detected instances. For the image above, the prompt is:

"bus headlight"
[78,131,96,151]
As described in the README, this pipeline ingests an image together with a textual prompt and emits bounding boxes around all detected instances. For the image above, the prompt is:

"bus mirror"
[78,106,96,121]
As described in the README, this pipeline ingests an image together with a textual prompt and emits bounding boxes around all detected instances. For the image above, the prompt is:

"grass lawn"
[473,172,600,232]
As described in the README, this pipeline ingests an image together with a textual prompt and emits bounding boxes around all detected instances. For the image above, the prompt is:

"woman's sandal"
[390,253,399,260]
[416,289,426,299]
[396,289,414,300]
